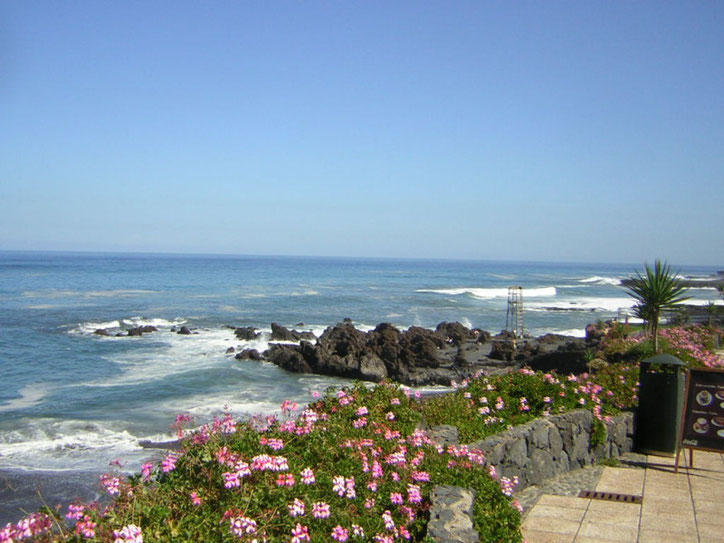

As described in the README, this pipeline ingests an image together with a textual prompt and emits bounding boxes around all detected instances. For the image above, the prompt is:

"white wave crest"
[578,276,623,286]
[527,296,635,313]
[417,287,556,299]
[69,316,187,336]
[0,420,163,471]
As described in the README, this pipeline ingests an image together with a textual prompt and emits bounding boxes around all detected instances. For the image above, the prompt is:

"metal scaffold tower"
[505,286,525,341]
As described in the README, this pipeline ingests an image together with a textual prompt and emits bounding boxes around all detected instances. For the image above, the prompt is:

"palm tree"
[626,260,690,353]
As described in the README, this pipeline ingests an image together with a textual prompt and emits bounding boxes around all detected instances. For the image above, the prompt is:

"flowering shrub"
[18,383,521,543]
[422,365,639,444]
[596,325,722,369]
[9,325,718,543]
[658,326,723,368]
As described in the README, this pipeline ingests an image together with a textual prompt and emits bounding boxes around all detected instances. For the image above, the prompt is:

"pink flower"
[224,471,241,488]
[229,515,257,537]
[411,470,430,482]
[407,484,422,504]
[190,491,202,506]
[300,467,316,484]
[390,398,401,405]
[100,474,120,496]
[276,473,295,486]
[141,462,154,480]
[288,498,306,517]
[352,524,365,538]
[113,524,143,543]
[385,412,395,421]
[75,515,97,539]
[161,454,178,473]
[390,492,403,505]
[353,417,368,428]
[355,406,369,416]
[332,525,349,541]
[291,523,310,542]
[312,502,331,519]
[66,503,85,520]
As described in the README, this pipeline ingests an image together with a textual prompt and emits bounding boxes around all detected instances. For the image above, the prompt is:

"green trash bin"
[635,354,687,456]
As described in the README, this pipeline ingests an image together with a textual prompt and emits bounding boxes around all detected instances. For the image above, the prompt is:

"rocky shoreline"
[229,320,594,386]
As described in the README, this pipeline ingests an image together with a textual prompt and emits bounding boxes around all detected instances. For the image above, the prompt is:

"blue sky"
[1,2,722,265]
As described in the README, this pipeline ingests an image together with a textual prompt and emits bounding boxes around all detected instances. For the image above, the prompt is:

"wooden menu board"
[676,368,724,471]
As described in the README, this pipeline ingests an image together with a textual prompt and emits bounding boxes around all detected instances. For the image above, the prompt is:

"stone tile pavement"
[521,450,724,542]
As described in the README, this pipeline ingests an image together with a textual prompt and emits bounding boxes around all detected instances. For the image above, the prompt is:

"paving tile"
[573,537,638,543]
[642,497,694,514]
[585,500,640,519]
[536,494,590,510]
[577,519,638,541]
[522,516,581,535]
[696,514,724,528]
[698,522,724,543]
[582,510,638,530]
[637,528,699,543]
[693,498,724,514]
[521,529,575,543]
[526,504,587,523]
[640,512,697,534]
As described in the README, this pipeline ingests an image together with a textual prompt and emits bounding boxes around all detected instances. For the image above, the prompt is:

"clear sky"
[1,2,722,265]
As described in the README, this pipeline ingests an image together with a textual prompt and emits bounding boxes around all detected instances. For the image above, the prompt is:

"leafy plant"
[626,260,690,352]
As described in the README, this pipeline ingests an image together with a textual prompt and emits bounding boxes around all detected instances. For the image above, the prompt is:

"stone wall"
[470,409,634,490]
[426,410,634,541]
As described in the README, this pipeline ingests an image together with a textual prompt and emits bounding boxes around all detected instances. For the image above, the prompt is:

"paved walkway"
[521,450,724,542]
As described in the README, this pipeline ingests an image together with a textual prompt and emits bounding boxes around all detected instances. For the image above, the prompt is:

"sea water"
[0,251,720,522]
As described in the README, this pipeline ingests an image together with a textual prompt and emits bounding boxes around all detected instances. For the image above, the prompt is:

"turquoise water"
[0,251,720,475]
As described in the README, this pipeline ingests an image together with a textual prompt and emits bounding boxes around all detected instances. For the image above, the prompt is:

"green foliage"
[421,365,639,444]
[626,260,690,352]
[590,418,607,448]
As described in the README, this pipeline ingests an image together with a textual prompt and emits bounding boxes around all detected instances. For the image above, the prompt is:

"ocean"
[0,251,720,523]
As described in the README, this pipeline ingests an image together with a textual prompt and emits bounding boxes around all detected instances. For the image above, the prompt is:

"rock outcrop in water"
[234,321,593,386]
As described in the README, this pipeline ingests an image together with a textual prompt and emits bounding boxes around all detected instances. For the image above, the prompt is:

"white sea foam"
[0,384,50,413]
[526,297,635,313]
[528,328,587,338]
[80,328,234,387]
[417,286,556,299]
[578,276,623,286]
[0,420,163,472]
[69,317,187,336]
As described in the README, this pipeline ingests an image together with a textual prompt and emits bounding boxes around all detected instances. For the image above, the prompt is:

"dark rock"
[271,323,297,341]
[126,325,157,337]
[399,326,442,368]
[489,340,515,361]
[358,352,388,382]
[473,328,491,344]
[435,321,471,345]
[226,347,236,354]
[177,326,192,335]
[270,322,316,342]
[93,329,110,336]
[264,344,311,373]
[234,327,260,341]
[235,348,263,361]
[317,322,368,359]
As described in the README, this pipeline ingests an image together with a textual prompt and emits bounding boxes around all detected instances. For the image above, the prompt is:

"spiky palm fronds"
[626,260,690,352]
